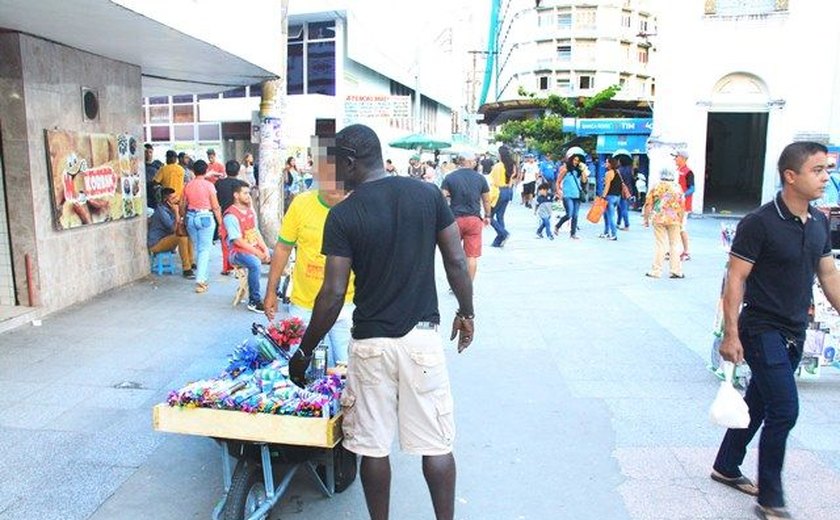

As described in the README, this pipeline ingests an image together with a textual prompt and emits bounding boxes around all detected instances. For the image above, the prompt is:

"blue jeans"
[618,197,630,228]
[557,197,581,237]
[713,330,803,508]
[491,187,512,245]
[186,210,215,283]
[288,303,354,366]
[230,251,263,304]
[536,216,553,238]
[604,195,620,237]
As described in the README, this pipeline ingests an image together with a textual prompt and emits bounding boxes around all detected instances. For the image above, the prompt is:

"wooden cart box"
[152,404,343,448]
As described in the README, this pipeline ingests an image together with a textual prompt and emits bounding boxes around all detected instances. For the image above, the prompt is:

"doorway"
[704,112,767,214]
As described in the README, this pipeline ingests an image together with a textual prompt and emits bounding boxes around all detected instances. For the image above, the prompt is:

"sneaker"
[191,263,197,270]
[608,236,617,241]
[182,269,196,279]
[645,272,660,278]
[500,233,510,247]
[570,235,580,240]
[670,273,685,279]
[548,235,555,241]
[598,233,608,239]
[536,234,543,239]
[247,301,265,313]
[680,252,691,261]
[220,270,232,276]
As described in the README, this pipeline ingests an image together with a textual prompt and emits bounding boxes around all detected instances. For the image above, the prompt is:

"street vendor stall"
[152,320,356,520]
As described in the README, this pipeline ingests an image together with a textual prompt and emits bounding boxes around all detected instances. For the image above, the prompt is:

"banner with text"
[46,130,144,231]
[344,95,411,129]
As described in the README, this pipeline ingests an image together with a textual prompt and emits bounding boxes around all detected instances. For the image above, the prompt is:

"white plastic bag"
[709,362,750,429]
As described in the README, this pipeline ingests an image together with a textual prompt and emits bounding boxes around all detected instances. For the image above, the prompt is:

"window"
[557,13,572,29]
[579,75,594,90]
[150,125,170,142]
[576,8,596,29]
[538,76,550,91]
[248,83,263,98]
[197,124,220,142]
[173,125,195,141]
[557,45,571,61]
[650,81,656,96]
[149,106,170,124]
[538,12,554,27]
[619,77,627,88]
[172,94,194,104]
[621,13,631,28]
[556,78,570,92]
[639,17,649,33]
[623,43,631,61]
[308,21,335,40]
[307,41,336,95]
[287,43,304,95]
[577,40,596,63]
[172,105,194,124]
[148,96,168,105]
[638,47,649,64]
[286,19,336,96]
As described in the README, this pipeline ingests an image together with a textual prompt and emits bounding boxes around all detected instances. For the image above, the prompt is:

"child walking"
[534,183,554,240]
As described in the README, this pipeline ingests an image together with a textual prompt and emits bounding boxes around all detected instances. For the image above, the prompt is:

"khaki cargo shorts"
[340,327,455,457]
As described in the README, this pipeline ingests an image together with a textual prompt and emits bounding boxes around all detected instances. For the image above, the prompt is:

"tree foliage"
[495,85,622,156]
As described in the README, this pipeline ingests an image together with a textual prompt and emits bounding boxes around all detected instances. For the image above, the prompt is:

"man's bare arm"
[719,256,754,363]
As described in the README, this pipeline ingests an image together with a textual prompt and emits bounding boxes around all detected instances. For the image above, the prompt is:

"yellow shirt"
[488,162,509,207]
[278,191,355,309]
[153,163,185,197]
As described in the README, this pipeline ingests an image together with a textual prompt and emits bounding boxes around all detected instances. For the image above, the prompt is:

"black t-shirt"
[322,176,455,339]
[732,193,831,340]
[216,177,249,212]
[441,168,489,218]
[480,158,495,175]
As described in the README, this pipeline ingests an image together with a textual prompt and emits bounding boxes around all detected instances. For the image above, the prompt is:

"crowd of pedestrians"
[144,130,838,520]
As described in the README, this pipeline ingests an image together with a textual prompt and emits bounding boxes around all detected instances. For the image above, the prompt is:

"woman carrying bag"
[489,145,518,247]
[601,157,623,241]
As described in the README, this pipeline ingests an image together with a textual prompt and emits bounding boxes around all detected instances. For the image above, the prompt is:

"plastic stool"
[150,251,177,275]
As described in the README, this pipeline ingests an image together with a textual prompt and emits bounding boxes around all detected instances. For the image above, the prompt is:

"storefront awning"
[0,0,279,97]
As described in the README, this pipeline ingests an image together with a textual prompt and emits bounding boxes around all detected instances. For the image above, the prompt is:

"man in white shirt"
[520,154,539,208]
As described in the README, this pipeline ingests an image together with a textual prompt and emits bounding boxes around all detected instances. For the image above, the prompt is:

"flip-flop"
[710,469,759,496]
[754,505,792,519]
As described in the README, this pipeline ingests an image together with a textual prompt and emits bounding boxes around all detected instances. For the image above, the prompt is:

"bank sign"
[563,118,653,135]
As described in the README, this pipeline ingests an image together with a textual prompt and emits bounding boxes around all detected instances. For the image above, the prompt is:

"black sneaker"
[182,269,196,279]
[247,301,265,313]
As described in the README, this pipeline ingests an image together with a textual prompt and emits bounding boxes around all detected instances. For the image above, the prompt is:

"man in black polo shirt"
[441,152,491,281]
[289,124,474,520]
[712,141,840,520]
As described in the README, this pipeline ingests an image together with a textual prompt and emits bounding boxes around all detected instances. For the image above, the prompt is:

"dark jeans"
[713,330,803,508]
[618,197,630,228]
[556,197,581,237]
[491,187,512,246]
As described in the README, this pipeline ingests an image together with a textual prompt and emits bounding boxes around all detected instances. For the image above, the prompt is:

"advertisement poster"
[46,130,144,230]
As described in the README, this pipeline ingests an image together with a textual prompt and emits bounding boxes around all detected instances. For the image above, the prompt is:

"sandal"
[710,469,758,496]
[195,282,209,294]
[754,505,792,519]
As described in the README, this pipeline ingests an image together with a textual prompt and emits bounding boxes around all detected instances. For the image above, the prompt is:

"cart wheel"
[317,443,357,493]
[223,460,269,520]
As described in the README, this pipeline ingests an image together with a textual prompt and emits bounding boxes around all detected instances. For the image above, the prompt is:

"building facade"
[144,3,459,168]
[649,0,840,214]
[492,0,657,103]
[0,0,280,324]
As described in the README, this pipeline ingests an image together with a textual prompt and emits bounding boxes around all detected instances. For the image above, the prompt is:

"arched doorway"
[704,72,769,213]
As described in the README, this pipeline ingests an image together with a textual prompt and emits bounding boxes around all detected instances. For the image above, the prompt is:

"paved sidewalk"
[1,202,838,520]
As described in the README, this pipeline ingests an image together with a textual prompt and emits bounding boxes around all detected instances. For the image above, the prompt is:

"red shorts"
[455,216,483,258]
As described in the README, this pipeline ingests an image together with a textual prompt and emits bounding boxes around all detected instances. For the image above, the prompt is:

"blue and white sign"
[576,118,653,135]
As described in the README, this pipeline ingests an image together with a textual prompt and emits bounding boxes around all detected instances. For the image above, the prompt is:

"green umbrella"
[388,133,451,151]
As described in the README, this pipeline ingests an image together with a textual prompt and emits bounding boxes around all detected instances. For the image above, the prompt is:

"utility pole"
[257,0,289,248]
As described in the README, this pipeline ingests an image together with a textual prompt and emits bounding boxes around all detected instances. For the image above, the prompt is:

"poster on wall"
[45,130,144,230]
